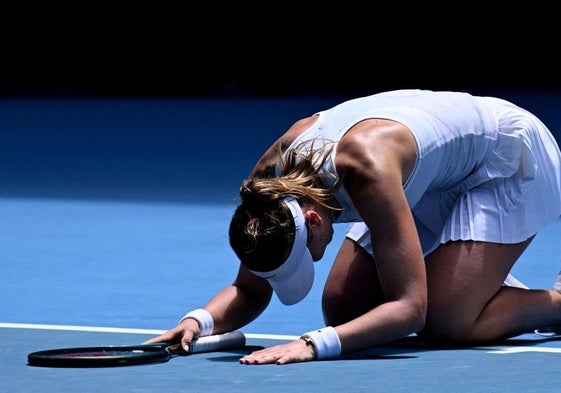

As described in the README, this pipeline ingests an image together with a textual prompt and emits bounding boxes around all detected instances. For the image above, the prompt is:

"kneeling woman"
[146,89,561,364]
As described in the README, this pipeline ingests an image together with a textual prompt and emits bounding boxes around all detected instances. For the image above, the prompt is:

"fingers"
[142,324,196,349]
[142,338,159,345]
[239,339,315,365]
[142,333,173,345]
[181,336,194,352]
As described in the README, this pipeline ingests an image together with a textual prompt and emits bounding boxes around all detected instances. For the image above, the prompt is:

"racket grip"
[188,331,246,353]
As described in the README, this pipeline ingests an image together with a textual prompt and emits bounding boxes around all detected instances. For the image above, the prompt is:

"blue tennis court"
[2,91,561,392]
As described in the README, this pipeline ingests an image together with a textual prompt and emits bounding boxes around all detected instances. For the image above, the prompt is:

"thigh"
[322,238,387,326]
[423,237,534,336]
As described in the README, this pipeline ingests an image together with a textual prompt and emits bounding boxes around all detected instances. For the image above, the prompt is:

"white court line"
[4,322,561,354]
[477,346,561,354]
[0,322,299,341]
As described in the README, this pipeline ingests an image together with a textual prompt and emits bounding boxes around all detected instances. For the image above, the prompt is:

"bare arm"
[333,119,427,353]
[144,117,318,349]
[204,264,273,332]
[237,119,428,365]
[249,115,319,178]
[144,265,273,349]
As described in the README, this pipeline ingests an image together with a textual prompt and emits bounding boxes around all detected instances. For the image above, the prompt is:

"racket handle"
[188,331,246,353]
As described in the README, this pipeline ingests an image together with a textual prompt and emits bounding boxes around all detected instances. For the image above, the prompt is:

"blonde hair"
[229,138,342,271]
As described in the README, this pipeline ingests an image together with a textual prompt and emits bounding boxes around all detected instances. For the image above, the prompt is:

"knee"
[321,285,384,327]
[322,288,353,326]
[419,313,476,345]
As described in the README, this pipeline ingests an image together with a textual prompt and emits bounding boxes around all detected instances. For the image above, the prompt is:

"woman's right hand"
[142,318,201,352]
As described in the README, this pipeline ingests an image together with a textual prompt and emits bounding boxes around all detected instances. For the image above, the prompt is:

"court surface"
[2,90,561,392]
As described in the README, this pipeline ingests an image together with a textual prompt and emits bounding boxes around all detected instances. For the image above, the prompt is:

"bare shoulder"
[249,115,319,178]
[335,119,419,242]
[336,118,417,182]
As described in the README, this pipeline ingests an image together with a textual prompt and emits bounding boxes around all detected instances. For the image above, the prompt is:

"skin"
[145,115,561,364]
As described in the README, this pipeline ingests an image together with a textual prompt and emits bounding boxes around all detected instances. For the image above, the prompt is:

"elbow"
[399,293,427,333]
[237,281,274,311]
[412,299,427,332]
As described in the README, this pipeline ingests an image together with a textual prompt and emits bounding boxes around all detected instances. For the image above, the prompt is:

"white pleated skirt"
[347,97,561,257]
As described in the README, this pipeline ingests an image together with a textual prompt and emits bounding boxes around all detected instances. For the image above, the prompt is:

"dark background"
[1,1,559,97]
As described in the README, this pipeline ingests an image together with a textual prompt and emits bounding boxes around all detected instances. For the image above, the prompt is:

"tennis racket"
[27,330,246,368]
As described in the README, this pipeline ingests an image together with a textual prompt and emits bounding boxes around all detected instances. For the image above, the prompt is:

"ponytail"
[229,138,342,271]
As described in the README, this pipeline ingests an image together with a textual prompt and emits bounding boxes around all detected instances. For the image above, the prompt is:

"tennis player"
[146,89,561,364]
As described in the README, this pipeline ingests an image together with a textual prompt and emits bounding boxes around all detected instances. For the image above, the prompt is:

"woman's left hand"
[239,338,316,365]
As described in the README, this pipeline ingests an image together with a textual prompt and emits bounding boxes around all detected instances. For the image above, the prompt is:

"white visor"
[249,197,314,305]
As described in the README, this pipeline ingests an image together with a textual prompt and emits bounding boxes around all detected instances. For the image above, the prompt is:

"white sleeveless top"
[278,89,561,255]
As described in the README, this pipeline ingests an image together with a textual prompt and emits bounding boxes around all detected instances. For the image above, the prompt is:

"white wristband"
[179,308,214,337]
[302,326,341,359]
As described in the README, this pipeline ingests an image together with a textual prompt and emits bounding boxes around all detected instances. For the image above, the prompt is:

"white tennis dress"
[281,89,561,260]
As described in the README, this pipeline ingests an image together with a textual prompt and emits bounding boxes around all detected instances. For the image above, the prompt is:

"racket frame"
[27,330,247,368]
[27,343,172,368]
